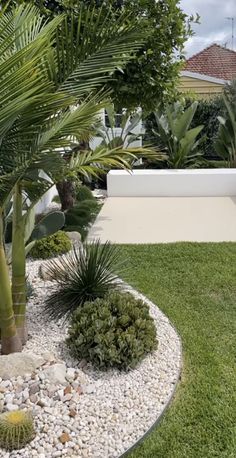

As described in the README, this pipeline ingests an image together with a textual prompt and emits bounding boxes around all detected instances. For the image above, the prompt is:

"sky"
[180,0,235,57]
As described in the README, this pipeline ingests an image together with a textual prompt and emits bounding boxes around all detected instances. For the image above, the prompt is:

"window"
[105,109,123,128]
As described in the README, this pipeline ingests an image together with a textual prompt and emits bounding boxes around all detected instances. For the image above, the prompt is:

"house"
[180,44,236,98]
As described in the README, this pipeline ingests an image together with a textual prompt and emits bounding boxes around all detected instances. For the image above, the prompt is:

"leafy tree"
[109,0,195,113]
[187,97,223,158]
[3,0,195,112]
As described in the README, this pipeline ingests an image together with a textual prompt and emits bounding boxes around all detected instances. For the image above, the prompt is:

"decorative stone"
[78,359,87,369]
[38,264,50,281]
[44,407,53,415]
[57,389,64,401]
[43,363,67,385]
[65,231,81,246]
[76,386,83,395]
[42,351,55,362]
[22,388,29,401]
[6,404,19,412]
[69,409,77,418]
[59,432,71,444]
[63,393,72,402]
[83,384,95,394]
[64,385,72,395]
[0,352,45,378]
[29,382,40,395]
[5,394,14,404]
[66,368,76,382]
[47,387,57,398]
[30,394,38,404]
[21,257,182,458]
[37,400,46,408]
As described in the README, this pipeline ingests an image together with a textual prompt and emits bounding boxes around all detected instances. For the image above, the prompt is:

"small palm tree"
[0,3,150,353]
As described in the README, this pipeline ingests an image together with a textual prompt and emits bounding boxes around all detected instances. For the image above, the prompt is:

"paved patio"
[88,197,236,243]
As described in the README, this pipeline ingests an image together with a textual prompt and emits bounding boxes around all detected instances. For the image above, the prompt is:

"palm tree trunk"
[56,180,75,211]
[56,143,89,211]
[0,209,22,354]
[12,184,27,345]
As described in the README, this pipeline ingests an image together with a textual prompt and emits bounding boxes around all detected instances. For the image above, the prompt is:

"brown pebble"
[59,432,71,444]
[77,386,83,395]
[69,408,77,418]
[64,385,72,395]
[37,400,46,408]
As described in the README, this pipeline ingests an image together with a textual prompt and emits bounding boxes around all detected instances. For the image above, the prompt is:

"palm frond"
[53,5,148,98]
[69,144,160,178]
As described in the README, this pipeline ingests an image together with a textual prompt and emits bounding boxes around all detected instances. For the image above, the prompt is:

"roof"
[184,44,236,81]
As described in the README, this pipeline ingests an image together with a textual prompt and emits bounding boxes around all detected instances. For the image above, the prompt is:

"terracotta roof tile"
[185,44,236,81]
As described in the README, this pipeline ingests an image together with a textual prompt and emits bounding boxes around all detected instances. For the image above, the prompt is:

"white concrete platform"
[88,197,236,244]
[107,169,236,197]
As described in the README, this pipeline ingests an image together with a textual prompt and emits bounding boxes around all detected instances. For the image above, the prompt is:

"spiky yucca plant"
[0,410,35,450]
[43,240,125,321]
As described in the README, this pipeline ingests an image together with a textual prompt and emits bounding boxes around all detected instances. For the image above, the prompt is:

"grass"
[119,243,236,458]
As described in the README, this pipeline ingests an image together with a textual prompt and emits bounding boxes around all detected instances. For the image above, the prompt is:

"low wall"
[107,169,236,197]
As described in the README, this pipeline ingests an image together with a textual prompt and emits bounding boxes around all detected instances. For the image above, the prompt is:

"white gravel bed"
[0,258,181,458]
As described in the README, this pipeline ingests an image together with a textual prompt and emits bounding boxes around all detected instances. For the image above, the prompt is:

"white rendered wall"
[35,185,58,214]
[107,169,236,197]
[35,172,58,214]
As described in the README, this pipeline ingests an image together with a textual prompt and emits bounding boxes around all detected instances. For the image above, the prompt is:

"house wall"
[179,75,223,97]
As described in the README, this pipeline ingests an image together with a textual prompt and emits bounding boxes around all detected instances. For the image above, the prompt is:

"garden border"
[119,284,183,458]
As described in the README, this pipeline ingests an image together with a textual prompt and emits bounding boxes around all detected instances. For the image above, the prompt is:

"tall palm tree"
[0,3,150,353]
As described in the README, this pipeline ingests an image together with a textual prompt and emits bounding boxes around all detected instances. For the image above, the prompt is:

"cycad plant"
[152,101,205,168]
[43,241,125,322]
[0,3,150,353]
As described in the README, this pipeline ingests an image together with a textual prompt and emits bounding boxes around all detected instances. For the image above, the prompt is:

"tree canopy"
[3,0,195,113]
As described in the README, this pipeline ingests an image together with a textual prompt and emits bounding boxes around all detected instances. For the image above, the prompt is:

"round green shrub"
[67,291,157,370]
[76,185,95,202]
[30,230,71,259]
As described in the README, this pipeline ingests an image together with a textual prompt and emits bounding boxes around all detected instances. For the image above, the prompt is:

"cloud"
[180,0,235,56]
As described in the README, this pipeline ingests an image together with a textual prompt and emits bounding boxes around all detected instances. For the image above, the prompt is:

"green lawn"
[119,243,236,458]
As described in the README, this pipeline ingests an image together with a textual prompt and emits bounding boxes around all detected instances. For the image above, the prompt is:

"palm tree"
[0,3,150,353]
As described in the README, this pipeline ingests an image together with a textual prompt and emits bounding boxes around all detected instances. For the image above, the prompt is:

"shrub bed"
[67,291,157,370]
[30,231,71,259]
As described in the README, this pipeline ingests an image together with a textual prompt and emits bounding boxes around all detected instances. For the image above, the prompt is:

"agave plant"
[43,241,125,322]
[152,101,205,169]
